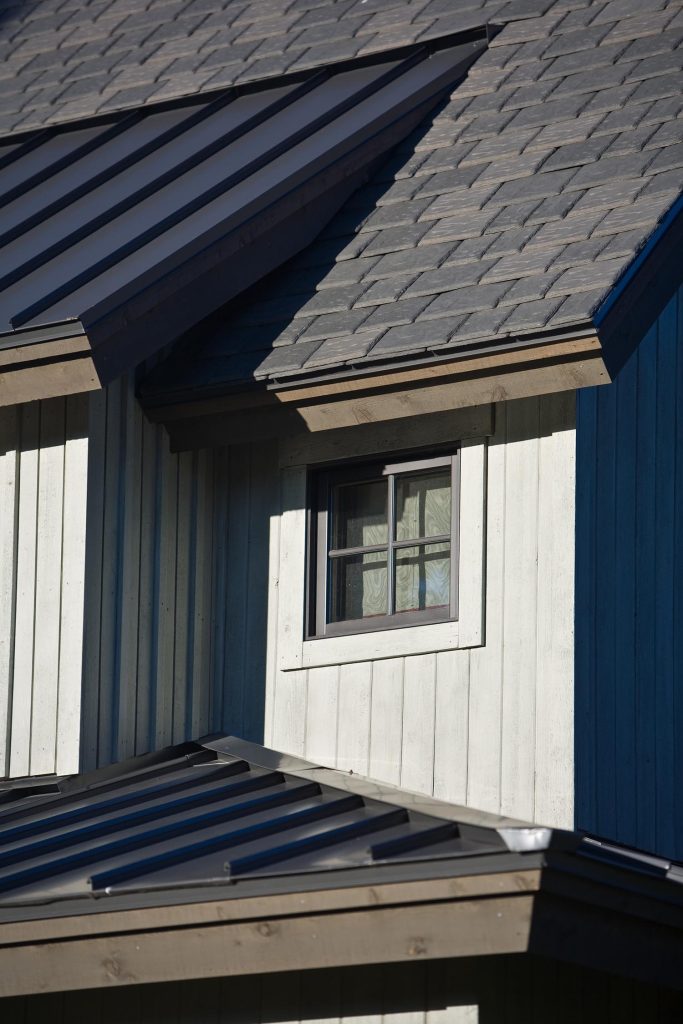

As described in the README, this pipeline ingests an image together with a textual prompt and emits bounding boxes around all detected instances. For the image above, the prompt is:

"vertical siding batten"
[613,346,637,844]
[9,403,40,777]
[116,374,143,763]
[467,405,505,814]
[634,321,658,851]
[675,290,683,858]
[30,399,67,775]
[243,443,278,744]
[654,295,677,856]
[172,449,193,745]
[0,407,18,778]
[80,388,107,772]
[134,408,159,756]
[154,417,178,751]
[80,376,222,770]
[534,393,575,825]
[190,448,213,739]
[55,396,88,776]
[500,398,540,821]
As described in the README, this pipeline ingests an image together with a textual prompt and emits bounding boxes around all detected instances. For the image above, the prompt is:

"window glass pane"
[332,479,387,550]
[395,470,451,542]
[394,542,450,613]
[329,551,388,622]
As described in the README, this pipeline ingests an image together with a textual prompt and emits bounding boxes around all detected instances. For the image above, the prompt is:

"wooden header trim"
[0,869,539,948]
[274,335,604,405]
[0,872,540,997]
[0,334,100,407]
[1,862,682,996]
[159,335,608,450]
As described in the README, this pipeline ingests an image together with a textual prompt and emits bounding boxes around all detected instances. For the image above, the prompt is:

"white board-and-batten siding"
[265,393,576,828]
[80,384,274,768]
[0,395,88,778]
[0,379,236,777]
[79,375,220,770]
[0,382,575,838]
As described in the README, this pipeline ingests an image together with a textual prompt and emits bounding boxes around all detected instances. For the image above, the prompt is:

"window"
[309,454,459,638]
[275,419,487,671]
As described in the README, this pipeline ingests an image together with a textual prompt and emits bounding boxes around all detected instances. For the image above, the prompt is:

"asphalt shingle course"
[156,0,683,385]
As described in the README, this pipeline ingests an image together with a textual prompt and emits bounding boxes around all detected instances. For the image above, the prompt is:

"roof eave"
[142,325,610,452]
[1,856,682,997]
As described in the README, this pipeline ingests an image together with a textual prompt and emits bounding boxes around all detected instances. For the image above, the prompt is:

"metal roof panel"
[0,738,511,905]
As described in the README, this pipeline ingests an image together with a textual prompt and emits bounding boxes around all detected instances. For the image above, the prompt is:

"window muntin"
[310,452,459,638]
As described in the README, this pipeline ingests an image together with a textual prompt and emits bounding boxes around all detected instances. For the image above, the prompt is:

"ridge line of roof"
[0,24,491,146]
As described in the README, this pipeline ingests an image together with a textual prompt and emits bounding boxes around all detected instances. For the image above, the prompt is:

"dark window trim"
[307,449,460,639]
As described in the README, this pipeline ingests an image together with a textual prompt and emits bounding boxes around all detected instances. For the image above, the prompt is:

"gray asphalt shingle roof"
[141,0,683,391]
[0,0,542,135]
[2,0,683,392]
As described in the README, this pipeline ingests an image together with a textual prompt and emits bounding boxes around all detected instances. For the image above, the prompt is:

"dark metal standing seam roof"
[0,736,514,909]
[2,737,683,1000]
[0,37,485,384]
[0,735,681,920]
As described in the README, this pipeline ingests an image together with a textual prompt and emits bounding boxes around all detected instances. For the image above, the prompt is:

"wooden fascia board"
[153,334,607,450]
[0,869,540,947]
[0,330,100,406]
[1,863,682,995]
[272,333,606,403]
[0,875,540,997]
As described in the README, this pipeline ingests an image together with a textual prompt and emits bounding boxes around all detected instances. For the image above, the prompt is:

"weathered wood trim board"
[0,862,682,997]
[151,334,606,450]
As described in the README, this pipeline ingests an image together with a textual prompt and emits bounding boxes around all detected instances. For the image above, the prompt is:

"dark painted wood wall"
[3,957,682,1023]
[575,285,683,860]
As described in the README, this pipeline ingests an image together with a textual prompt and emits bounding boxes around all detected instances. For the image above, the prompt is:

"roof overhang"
[1,853,683,996]
[0,37,486,408]
[143,327,609,450]
[0,737,682,997]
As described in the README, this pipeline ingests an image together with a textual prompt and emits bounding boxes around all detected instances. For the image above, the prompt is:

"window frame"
[308,451,460,639]
[275,432,487,673]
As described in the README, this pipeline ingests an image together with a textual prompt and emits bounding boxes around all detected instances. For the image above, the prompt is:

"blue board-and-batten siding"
[576,284,683,860]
